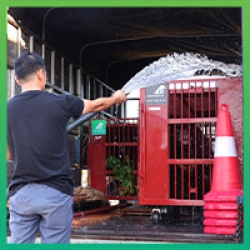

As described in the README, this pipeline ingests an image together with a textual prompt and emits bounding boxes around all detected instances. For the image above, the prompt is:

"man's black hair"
[14,51,46,80]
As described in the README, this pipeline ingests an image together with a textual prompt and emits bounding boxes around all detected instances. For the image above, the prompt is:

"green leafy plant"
[106,155,136,195]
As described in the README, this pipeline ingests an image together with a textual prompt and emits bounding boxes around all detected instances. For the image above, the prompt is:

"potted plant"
[106,155,136,196]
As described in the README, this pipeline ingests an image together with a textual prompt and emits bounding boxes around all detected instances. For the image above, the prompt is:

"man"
[7,51,126,243]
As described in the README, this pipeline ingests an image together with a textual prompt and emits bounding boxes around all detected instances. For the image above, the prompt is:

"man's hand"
[112,90,126,105]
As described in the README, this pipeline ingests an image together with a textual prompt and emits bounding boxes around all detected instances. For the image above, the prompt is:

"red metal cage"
[88,118,139,200]
[87,77,243,206]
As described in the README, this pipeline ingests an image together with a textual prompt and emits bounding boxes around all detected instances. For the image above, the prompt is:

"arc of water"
[122,52,242,93]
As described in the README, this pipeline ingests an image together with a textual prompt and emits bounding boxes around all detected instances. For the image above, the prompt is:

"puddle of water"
[72,213,120,228]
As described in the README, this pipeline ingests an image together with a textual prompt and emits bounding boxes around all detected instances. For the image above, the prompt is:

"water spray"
[67,52,242,132]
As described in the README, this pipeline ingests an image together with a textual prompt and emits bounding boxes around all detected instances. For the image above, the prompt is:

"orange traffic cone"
[211,103,242,191]
[203,103,243,235]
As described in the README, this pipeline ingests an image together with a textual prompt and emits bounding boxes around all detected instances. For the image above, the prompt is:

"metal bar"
[86,75,90,99]
[168,159,214,164]
[202,123,205,159]
[51,50,55,84]
[61,57,65,90]
[93,79,97,99]
[168,118,217,124]
[201,84,204,118]
[76,69,81,97]
[194,81,197,119]
[105,138,139,145]
[80,74,85,99]
[188,124,191,199]
[10,70,16,98]
[29,35,34,52]
[181,165,185,199]
[99,84,103,97]
[157,199,205,206]
[17,27,21,57]
[174,165,177,199]
[81,69,115,93]
[46,81,69,95]
[181,82,184,118]
[41,44,45,59]
[69,64,74,94]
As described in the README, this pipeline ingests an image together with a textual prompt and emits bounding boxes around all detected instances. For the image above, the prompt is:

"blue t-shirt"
[8,90,84,196]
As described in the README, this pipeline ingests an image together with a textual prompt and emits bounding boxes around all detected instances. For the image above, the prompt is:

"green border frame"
[0,0,249,249]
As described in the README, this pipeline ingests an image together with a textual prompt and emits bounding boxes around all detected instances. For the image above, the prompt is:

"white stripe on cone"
[214,136,237,157]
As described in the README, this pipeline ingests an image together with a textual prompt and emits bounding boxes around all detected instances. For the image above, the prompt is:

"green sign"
[91,119,107,135]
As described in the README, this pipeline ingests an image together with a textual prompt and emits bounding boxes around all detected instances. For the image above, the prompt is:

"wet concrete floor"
[71,205,238,243]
